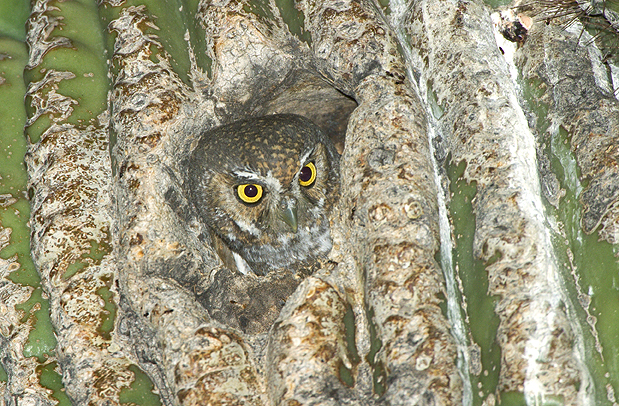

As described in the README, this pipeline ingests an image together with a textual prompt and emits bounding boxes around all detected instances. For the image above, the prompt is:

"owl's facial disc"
[182,114,339,276]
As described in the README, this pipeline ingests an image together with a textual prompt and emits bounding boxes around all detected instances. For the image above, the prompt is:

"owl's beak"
[280,199,298,233]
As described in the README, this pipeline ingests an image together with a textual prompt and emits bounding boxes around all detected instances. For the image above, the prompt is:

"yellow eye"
[298,162,316,187]
[237,184,263,203]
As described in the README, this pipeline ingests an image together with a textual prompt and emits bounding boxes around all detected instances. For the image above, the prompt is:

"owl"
[182,114,340,276]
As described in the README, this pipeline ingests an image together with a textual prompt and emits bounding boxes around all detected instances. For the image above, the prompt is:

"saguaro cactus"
[1,0,619,405]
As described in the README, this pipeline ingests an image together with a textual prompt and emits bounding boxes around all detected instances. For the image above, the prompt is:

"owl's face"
[183,114,340,275]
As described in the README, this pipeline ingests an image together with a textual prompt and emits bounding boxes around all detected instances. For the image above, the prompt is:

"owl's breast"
[236,219,332,276]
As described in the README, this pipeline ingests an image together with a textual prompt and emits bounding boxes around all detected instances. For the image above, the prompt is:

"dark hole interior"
[252,69,357,154]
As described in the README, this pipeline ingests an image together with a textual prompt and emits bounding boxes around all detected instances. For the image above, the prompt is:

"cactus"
[1,0,619,405]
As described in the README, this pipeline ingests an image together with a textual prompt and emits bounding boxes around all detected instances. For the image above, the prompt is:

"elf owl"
[183,114,340,276]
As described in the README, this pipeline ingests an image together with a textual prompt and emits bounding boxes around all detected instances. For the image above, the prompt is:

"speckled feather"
[183,114,339,275]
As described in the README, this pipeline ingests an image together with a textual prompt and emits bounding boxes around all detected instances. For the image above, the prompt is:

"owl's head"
[183,114,340,275]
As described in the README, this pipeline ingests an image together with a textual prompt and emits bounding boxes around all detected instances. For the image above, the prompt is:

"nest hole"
[252,69,357,154]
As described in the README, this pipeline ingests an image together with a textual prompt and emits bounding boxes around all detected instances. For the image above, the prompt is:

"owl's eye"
[299,162,316,187]
[237,184,263,203]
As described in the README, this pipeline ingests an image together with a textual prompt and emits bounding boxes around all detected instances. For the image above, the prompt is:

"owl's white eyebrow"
[299,148,315,167]
[233,170,260,179]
